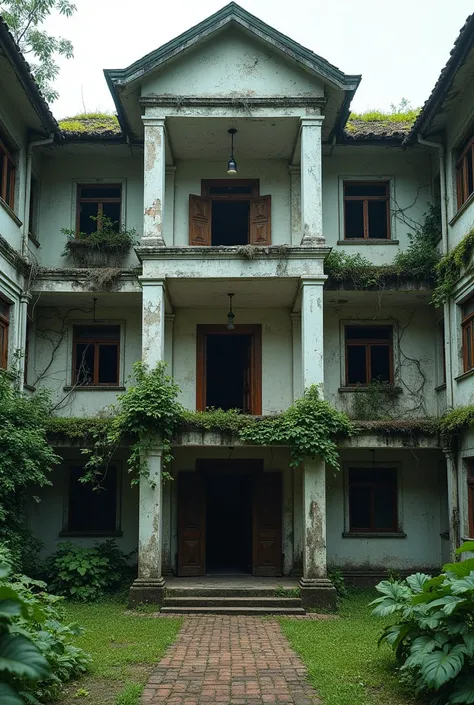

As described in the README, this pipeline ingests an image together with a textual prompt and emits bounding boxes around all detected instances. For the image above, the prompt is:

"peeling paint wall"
[141,28,324,98]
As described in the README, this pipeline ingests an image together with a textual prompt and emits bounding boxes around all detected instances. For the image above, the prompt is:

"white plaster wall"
[323,146,432,263]
[28,457,138,558]
[142,28,324,98]
[327,448,445,570]
[37,148,144,268]
[172,307,293,413]
[323,302,439,417]
[173,159,291,246]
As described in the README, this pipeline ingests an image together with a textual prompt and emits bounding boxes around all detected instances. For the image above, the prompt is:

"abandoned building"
[1,4,474,611]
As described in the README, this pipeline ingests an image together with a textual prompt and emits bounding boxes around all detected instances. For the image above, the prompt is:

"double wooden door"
[178,469,281,577]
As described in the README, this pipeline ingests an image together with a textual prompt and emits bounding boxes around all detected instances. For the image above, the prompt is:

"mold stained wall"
[323,146,432,263]
[37,147,145,268]
[141,28,325,98]
[327,449,446,570]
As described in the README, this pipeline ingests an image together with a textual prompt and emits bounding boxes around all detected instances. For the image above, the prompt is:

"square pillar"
[142,117,166,246]
[301,277,325,393]
[300,116,324,246]
[141,279,165,368]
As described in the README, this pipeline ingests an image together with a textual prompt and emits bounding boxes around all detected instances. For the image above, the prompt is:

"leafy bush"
[61,214,137,265]
[371,540,474,704]
[45,541,131,601]
[394,204,441,281]
[0,371,58,573]
[433,227,474,306]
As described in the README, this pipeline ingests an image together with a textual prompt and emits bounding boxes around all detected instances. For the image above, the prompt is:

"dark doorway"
[211,200,249,245]
[205,334,252,411]
[206,473,253,573]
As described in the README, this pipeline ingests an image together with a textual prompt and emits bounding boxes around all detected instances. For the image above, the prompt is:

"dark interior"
[206,334,251,410]
[206,473,253,573]
[211,200,249,245]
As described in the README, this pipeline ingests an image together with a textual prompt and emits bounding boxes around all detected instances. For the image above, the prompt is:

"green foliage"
[115,682,143,705]
[61,215,137,265]
[0,371,58,572]
[180,407,256,434]
[372,540,474,704]
[45,541,131,602]
[324,250,396,289]
[58,113,121,134]
[348,99,420,124]
[238,386,353,468]
[327,568,348,600]
[351,382,402,421]
[1,0,76,102]
[433,227,474,306]
[439,406,474,447]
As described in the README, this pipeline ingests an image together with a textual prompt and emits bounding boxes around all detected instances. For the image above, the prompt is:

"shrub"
[371,540,474,704]
[45,540,131,601]
[61,214,137,265]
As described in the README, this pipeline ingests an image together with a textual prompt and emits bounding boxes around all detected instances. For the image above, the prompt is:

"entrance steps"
[161,584,305,615]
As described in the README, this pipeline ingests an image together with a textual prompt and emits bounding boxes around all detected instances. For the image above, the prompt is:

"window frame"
[344,324,394,386]
[456,134,474,211]
[0,135,16,210]
[468,459,474,538]
[343,180,391,240]
[61,463,122,536]
[0,296,10,370]
[344,462,403,536]
[74,181,125,234]
[72,324,121,387]
[462,300,474,374]
[201,179,259,199]
[196,324,262,414]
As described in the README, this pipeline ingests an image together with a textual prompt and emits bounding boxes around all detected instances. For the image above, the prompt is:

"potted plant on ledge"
[61,215,137,267]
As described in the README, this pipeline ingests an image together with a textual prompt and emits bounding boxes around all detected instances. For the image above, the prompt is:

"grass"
[56,601,182,705]
[348,109,420,123]
[280,589,418,705]
[58,112,121,134]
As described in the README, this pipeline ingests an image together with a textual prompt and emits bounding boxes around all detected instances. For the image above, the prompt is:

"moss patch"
[348,109,420,124]
[59,113,121,135]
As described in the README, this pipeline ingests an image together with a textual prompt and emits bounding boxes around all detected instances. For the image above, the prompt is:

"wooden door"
[178,472,206,576]
[253,472,282,576]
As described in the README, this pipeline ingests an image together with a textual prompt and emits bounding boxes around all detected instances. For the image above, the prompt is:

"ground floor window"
[468,460,474,538]
[64,465,119,534]
[348,466,398,532]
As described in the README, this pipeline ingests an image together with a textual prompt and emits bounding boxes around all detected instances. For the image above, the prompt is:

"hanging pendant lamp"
[227,129,238,175]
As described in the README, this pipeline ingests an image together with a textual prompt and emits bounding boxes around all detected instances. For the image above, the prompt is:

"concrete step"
[166,587,300,598]
[164,596,302,608]
[160,605,306,615]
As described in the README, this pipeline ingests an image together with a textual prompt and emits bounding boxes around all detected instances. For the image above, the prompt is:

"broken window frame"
[0,296,10,369]
[72,324,120,387]
[0,134,16,210]
[343,180,391,240]
[344,325,394,386]
[347,466,399,533]
[76,183,122,234]
[456,134,474,210]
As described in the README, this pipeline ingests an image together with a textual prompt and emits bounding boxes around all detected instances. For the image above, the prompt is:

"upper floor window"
[348,466,398,533]
[462,296,474,373]
[73,324,120,386]
[0,298,10,369]
[65,465,119,534]
[189,180,271,246]
[343,181,390,240]
[456,134,474,210]
[0,135,16,210]
[77,184,121,234]
[345,325,393,386]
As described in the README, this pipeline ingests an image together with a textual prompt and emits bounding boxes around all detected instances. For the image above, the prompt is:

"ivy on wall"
[432,227,474,306]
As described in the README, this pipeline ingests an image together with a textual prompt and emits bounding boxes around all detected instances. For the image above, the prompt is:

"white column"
[142,117,166,246]
[165,166,176,245]
[290,312,302,401]
[137,449,164,581]
[301,278,325,393]
[288,166,301,246]
[141,279,165,367]
[445,450,460,561]
[300,116,324,246]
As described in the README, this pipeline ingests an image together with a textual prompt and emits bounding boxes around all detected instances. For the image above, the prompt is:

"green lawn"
[55,602,182,705]
[280,589,418,705]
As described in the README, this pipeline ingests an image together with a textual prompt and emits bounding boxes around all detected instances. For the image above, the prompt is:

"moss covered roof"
[343,110,419,141]
[58,113,122,139]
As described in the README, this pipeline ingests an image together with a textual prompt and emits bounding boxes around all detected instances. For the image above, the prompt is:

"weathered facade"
[1,5,474,608]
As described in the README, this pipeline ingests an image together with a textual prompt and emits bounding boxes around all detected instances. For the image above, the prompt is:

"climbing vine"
[432,226,474,306]
[350,382,402,421]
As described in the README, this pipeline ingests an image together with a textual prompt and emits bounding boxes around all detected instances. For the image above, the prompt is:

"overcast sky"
[43,0,473,120]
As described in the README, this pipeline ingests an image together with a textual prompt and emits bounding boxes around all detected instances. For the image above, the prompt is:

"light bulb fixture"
[227,293,235,330]
[227,128,238,175]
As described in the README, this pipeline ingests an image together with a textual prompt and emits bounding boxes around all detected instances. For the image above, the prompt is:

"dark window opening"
[348,467,398,532]
[456,135,474,210]
[462,297,474,373]
[77,184,122,234]
[211,200,250,245]
[344,181,390,239]
[67,465,118,533]
[345,325,393,385]
[206,473,253,573]
[73,325,120,386]
[205,334,252,411]
[0,136,16,210]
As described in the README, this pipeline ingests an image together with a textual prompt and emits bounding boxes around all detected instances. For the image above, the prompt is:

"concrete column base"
[139,236,165,247]
[299,577,337,611]
[300,235,326,247]
[128,577,166,607]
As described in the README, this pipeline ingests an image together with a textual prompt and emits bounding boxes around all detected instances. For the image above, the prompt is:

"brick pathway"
[142,615,321,705]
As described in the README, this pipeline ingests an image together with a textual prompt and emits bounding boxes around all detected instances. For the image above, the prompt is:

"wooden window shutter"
[249,195,271,245]
[189,195,211,246]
